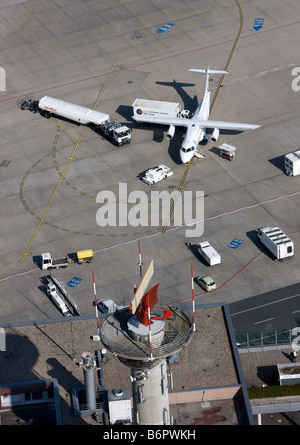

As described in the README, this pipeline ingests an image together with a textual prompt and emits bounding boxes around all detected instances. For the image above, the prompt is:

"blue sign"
[156,23,174,34]
[253,18,264,31]
[227,239,243,249]
[67,277,82,287]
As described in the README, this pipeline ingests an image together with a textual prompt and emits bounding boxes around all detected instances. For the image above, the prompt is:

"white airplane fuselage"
[180,86,211,163]
[132,67,260,164]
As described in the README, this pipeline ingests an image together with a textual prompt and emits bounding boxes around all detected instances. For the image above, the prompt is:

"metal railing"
[235,328,294,349]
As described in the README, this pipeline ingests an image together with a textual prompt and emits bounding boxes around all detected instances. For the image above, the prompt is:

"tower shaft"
[131,359,170,425]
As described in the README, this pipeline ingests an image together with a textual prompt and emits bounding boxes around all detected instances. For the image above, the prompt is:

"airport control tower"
[100,259,194,425]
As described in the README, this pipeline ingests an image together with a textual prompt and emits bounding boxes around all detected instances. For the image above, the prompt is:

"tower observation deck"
[100,259,194,425]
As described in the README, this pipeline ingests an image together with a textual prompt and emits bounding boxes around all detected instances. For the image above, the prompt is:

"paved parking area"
[0,0,300,326]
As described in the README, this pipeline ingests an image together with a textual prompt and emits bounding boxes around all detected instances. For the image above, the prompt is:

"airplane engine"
[211,127,219,142]
[166,124,176,139]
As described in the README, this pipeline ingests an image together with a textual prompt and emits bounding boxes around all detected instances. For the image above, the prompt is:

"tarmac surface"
[1,0,300,327]
[1,0,300,425]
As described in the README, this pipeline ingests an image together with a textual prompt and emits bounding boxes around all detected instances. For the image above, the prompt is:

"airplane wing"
[133,115,260,131]
[132,114,191,128]
[197,119,261,131]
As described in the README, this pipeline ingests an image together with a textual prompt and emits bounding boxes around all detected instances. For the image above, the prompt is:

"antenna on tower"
[191,265,196,332]
[92,270,100,337]
[138,241,143,281]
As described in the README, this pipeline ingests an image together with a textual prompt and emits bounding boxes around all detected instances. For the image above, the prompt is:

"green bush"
[248,384,300,399]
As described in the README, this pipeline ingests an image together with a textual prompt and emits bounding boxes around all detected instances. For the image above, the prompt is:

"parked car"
[97,298,119,314]
[195,275,216,292]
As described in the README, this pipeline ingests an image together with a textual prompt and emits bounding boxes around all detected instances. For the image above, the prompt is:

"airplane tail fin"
[188,67,228,93]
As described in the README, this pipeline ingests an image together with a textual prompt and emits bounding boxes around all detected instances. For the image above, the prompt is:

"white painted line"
[231,293,300,316]
[254,318,274,325]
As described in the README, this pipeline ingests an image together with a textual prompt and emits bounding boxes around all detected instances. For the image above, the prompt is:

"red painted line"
[1,20,299,104]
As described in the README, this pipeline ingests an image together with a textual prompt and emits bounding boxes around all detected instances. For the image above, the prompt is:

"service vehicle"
[97,298,121,314]
[46,275,80,317]
[41,250,93,269]
[38,96,131,146]
[132,98,190,121]
[218,143,236,161]
[257,226,294,261]
[41,252,70,270]
[76,249,93,264]
[285,150,300,176]
[195,275,217,292]
[141,164,173,185]
[197,241,221,266]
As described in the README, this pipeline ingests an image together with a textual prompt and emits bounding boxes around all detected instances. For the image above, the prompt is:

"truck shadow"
[185,242,211,268]
[268,155,285,173]
[246,229,275,261]
[33,255,42,268]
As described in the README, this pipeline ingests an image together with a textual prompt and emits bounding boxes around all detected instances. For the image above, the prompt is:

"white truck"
[257,226,294,261]
[141,164,173,185]
[197,241,221,266]
[132,98,191,120]
[38,96,131,146]
[285,150,300,176]
[46,275,80,316]
[41,250,93,270]
[42,252,70,270]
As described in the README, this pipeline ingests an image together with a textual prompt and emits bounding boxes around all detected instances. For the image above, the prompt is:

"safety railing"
[235,328,294,349]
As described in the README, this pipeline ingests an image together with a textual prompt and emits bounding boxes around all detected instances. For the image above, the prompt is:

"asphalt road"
[229,282,300,333]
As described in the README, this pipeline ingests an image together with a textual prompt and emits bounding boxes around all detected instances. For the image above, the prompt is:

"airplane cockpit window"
[181,147,195,153]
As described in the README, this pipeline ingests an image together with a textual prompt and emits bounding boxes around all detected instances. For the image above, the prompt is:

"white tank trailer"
[38,96,131,146]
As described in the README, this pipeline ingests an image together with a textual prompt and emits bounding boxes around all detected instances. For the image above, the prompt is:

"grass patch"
[248,384,300,399]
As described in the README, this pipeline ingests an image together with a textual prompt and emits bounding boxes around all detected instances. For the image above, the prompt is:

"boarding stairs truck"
[132,98,191,120]
[46,275,80,317]
[38,96,131,146]
[197,241,221,266]
[41,250,93,270]
[257,226,294,261]
[285,150,300,176]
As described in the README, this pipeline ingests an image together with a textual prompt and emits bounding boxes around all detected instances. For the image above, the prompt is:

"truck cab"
[113,126,131,145]
[42,252,53,269]
[41,252,69,270]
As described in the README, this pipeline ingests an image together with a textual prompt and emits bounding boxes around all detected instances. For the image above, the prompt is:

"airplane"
[132,67,261,163]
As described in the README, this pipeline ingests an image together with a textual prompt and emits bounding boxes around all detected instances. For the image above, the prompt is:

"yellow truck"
[76,249,93,264]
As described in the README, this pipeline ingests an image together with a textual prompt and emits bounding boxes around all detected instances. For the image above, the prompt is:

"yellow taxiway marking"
[162,0,243,234]
[20,59,118,266]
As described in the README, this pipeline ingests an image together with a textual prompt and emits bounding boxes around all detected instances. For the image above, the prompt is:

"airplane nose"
[180,148,194,164]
